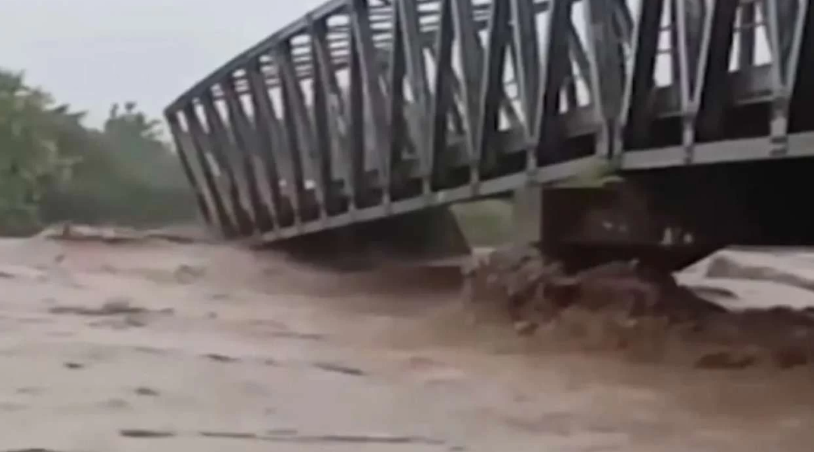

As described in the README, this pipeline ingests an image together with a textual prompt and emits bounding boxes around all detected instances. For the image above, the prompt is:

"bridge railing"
[620,0,814,170]
[165,0,814,241]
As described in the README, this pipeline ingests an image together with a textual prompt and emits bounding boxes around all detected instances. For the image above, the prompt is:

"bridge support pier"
[530,158,814,271]
[527,180,716,271]
[512,185,545,247]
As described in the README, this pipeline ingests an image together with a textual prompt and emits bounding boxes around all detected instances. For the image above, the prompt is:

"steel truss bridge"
[166,0,814,244]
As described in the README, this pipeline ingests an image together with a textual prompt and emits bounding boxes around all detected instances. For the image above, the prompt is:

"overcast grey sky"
[1,1,769,128]
[0,0,325,125]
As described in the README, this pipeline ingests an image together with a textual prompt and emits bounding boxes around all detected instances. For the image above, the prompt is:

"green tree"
[39,101,196,227]
[102,101,187,189]
[0,67,197,234]
[0,70,75,234]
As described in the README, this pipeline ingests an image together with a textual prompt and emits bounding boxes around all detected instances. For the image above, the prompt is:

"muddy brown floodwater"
[0,235,812,452]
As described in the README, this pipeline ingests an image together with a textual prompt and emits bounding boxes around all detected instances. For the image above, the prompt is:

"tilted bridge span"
[166,0,814,258]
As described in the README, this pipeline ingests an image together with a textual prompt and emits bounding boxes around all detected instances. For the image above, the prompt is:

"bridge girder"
[165,0,814,243]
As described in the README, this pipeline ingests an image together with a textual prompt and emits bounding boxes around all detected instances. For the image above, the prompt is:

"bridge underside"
[509,157,814,271]
[165,0,814,253]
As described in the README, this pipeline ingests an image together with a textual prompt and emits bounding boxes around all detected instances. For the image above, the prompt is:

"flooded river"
[0,236,811,451]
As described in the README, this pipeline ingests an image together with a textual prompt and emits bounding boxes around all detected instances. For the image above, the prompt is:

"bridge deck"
[165,0,814,241]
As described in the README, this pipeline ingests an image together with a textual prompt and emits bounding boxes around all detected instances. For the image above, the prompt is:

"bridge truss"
[165,0,814,241]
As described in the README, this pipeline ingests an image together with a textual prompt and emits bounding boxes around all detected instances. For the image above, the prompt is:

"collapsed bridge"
[166,0,814,259]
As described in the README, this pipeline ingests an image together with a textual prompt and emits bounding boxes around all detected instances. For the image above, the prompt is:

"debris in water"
[49,298,146,317]
[198,431,259,440]
[203,353,239,363]
[463,244,814,368]
[695,351,758,370]
[772,346,810,369]
[3,449,64,452]
[174,264,206,284]
[513,320,539,336]
[119,429,176,438]
[262,431,444,445]
[134,387,160,397]
[269,331,325,341]
[0,265,46,280]
[313,362,366,377]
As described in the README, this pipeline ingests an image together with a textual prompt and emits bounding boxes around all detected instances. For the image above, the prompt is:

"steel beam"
[583,0,626,158]
[534,0,575,163]
[790,0,814,132]
[181,105,242,236]
[695,0,739,141]
[166,0,814,245]
[452,0,483,165]
[621,0,666,149]
[398,0,432,182]
[351,0,391,196]
[476,0,511,173]
[246,60,291,227]
[198,96,256,234]
[386,4,409,194]
[274,43,311,224]
[428,0,455,188]
[221,76,275,231]
[165,113,215,227]
[309,17,347,212]
[511,0,541,143]
[348,36,367,206]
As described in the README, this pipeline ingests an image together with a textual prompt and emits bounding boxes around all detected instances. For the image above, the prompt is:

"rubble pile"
[462,245,814,369]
